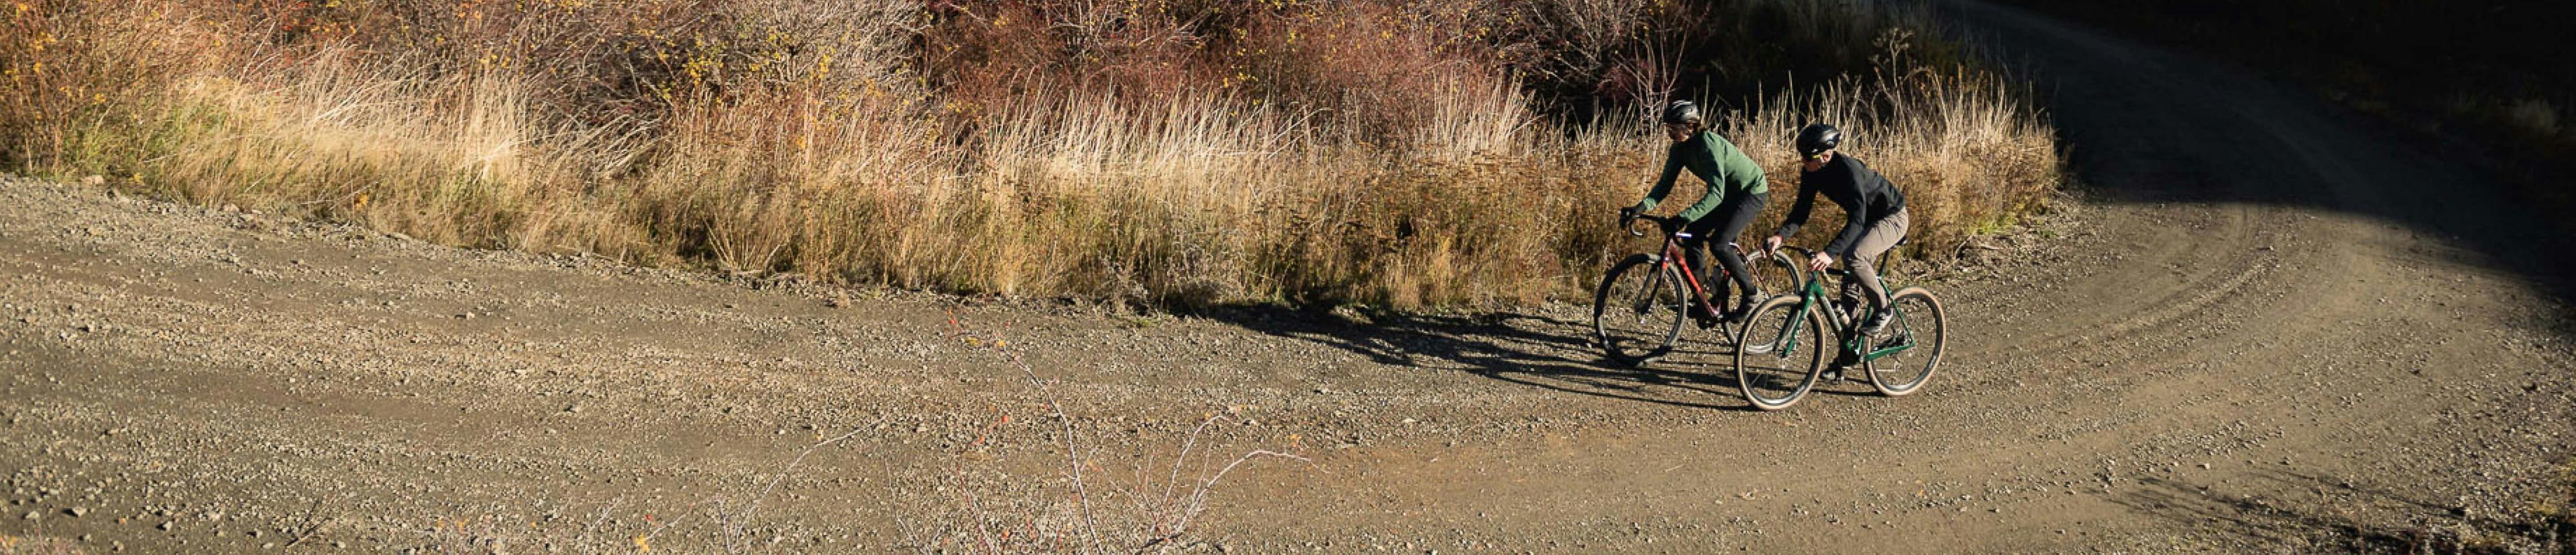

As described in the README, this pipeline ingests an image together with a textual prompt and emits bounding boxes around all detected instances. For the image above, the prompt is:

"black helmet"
[1660,100,1703,125]
[1795,123,1841,156]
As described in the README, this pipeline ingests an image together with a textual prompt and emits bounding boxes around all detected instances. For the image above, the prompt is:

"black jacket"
[1775,155,1907,258]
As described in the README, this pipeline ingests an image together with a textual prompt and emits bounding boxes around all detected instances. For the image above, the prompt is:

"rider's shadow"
[1203,306,1760,410]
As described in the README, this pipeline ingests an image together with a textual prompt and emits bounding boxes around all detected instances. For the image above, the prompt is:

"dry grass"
[3,0,2057,309]
[0,534,83,555]
[894,313,1310,554]
[381,313,1307,554]
[2501,99,2563,140]
[1729,66,2062,258]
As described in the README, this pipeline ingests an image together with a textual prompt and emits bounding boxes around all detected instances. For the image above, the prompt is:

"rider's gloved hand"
[1762,235,1784,254]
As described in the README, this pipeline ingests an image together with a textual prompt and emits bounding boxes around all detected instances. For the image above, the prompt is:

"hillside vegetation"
[2,0,2055,308]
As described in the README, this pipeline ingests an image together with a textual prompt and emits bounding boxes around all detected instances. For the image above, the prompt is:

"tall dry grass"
[3,0,2055,309]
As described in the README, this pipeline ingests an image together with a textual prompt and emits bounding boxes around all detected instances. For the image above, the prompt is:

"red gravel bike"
[1591,214,1803,366]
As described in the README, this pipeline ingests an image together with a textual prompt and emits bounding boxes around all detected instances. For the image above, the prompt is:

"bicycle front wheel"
[1734,295,1827,411]
[1593,254,1688,366]
[1747,248,1806,301]
[1865,287,1946,397]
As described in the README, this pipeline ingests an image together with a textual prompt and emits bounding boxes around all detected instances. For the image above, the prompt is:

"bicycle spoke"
[1735,297,1823,411]
[1593,256,1686,366]
[1866,289,1945,397]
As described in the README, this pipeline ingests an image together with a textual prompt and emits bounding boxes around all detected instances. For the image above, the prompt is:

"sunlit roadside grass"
[3,0,2056,309]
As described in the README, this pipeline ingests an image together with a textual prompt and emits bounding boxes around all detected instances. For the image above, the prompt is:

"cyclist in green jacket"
[1620,101,1770,327]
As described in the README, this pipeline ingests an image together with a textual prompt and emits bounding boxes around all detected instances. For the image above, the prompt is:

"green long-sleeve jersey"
[1633,130,1769,221]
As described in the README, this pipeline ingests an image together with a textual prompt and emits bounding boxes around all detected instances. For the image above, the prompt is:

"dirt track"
[4,2,2574,553]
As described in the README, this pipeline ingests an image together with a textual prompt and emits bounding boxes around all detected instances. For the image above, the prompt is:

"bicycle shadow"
[1200,305,1763,411]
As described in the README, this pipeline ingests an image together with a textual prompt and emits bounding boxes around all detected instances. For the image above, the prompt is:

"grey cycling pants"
[1841,207,1911,312]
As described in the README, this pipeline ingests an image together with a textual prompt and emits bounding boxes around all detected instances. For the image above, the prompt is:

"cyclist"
[1762,123,1909,337]
[1620,100,1770,327]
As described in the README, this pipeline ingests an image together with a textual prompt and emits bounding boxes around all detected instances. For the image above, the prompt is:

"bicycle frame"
[1764,247,1918,364]
[1657,232,1719,307]
[1631,217,1754,316]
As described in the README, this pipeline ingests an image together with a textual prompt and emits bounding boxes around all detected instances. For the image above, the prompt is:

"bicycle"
[1730,242,1947,411]
[1592,213,1804,366]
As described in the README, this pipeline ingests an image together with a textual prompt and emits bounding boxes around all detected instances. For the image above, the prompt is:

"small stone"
[22,510,37,520]
[159,520,175,531]
[221,203,239,213]
[66,507,86,517]
[564,404,582,413]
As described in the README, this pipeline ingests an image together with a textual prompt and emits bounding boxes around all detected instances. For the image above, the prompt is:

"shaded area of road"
[1942,0,2576,300]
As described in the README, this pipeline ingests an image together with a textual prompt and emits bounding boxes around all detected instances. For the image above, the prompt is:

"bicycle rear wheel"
[1734,295,1827,411]
[1864,287,1946,396]
[1593,254,1687,366]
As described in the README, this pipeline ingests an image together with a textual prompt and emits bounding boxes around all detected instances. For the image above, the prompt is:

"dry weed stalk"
[714,423,880,554]
[932,311,1311,554]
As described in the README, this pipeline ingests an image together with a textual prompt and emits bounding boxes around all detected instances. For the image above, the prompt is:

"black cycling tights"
[1680,192,1767,305]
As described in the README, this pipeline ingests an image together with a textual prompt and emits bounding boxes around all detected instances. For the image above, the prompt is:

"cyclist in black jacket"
[1762,123,1911,335]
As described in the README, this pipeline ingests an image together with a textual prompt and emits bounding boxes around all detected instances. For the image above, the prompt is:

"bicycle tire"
[1734,295,1827,411]
[1864,287,1946,397]
[1751,248,1807,302]
[1593,254,1687,366]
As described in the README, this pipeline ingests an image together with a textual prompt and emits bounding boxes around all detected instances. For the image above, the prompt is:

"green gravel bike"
[1731,243,1947,411]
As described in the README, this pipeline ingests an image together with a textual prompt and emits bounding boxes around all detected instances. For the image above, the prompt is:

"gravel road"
[1,2,2571,553]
